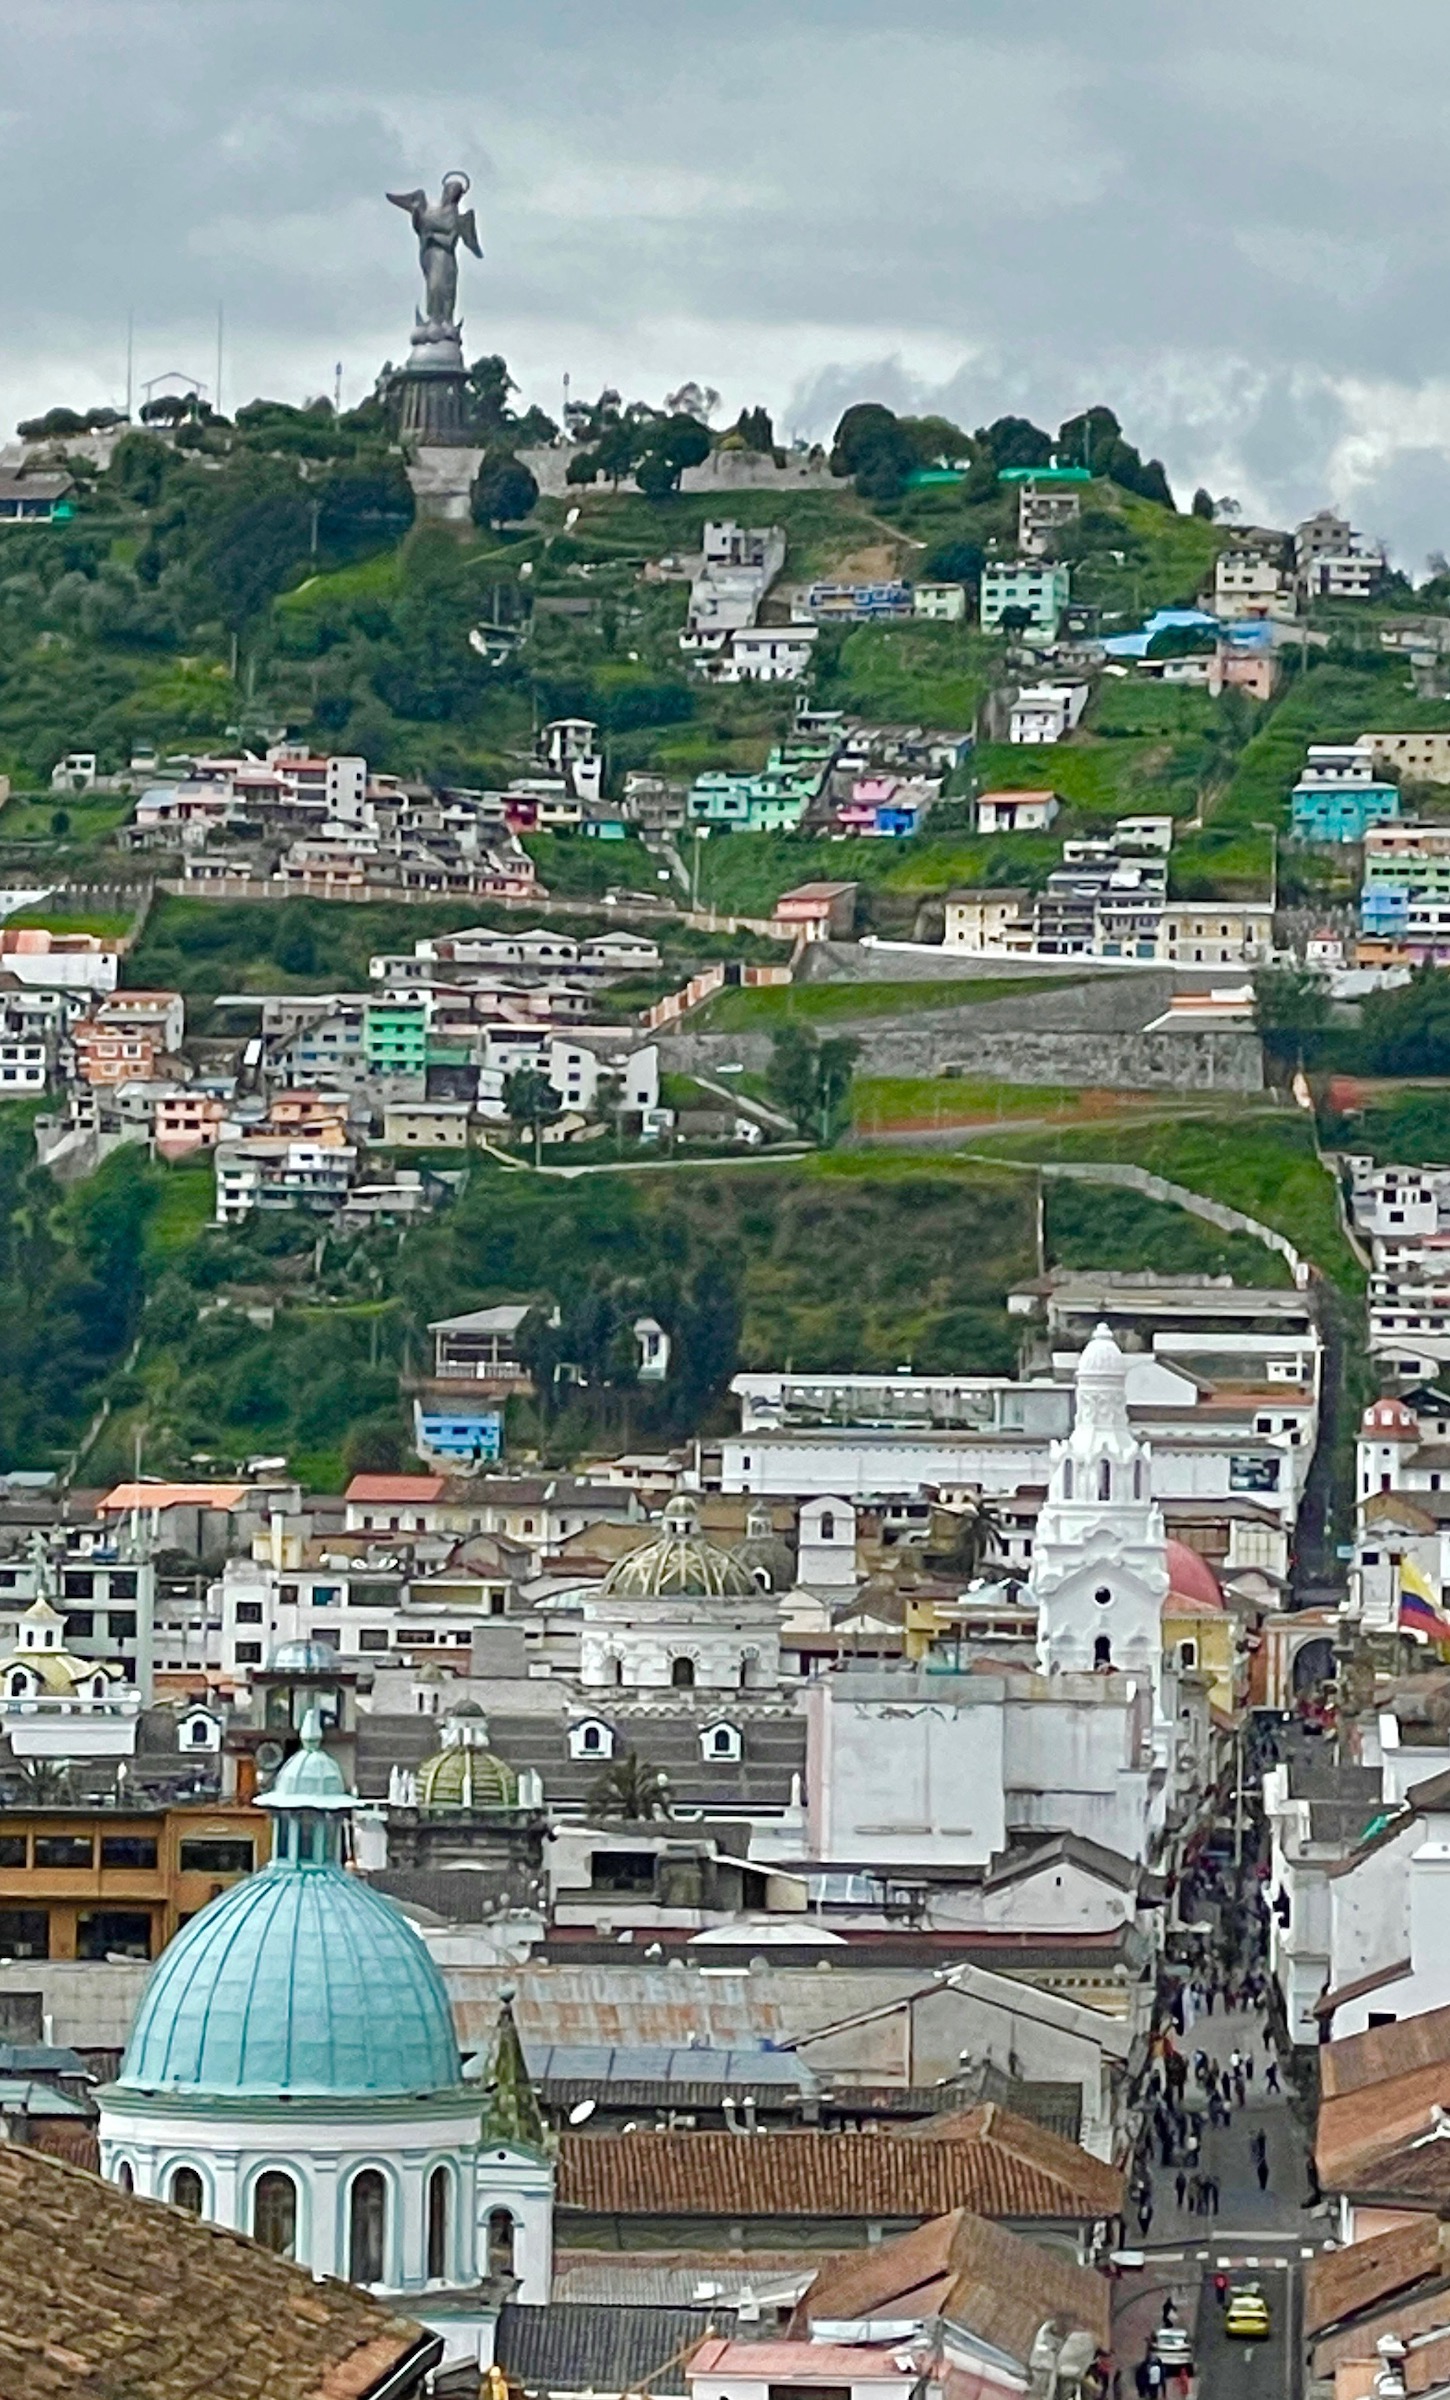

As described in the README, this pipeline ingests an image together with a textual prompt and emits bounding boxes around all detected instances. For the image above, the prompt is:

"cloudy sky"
[8,0,1450,559]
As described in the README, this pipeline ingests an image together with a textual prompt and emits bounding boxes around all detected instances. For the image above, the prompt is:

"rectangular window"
[235,1602,264,1625]
[0,1908,48,1959]
[33,1836,92,1869]
[61,1572,94,1600]
[108,1571,138,1601]
[350,1584,396,1610]
[107,1613,137,1642]
[234,1640,263,1665]
[357,1627,390,1651]
[78,1910,152,1961]
[0,1836,26,1868]
[179,1838,255,1877]
[100,1835,158,1870]
[64,1611,95,1639]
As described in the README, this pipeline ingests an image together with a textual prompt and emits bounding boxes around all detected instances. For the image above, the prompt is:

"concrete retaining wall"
[1038,1161,1307,1282]
[663,1016,1263,1094]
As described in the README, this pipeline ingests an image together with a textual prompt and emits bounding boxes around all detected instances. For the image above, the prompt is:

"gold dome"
[601,1496,757,1601]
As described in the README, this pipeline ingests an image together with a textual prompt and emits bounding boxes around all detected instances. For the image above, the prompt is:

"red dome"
[1165,1540,1224,1610]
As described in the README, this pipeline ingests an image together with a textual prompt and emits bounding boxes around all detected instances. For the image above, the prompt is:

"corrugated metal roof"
[527,2043,813,2090]
[494,2302,725,2397]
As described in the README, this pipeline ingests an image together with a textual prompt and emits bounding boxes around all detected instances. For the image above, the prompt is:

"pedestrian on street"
[1257,2153,1270,2192]
[1265,2058,1280,2093]
[1138,2198,1153,2238]
[1204,2174,1220,2215]
[1229,2049,1243,2077]
[1187,2172,1202,2214]
[1212,2272,1229,2308]
[1175,2169,1187,2209]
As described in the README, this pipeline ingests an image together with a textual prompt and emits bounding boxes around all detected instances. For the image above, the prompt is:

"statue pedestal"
[393,326,479,518]
[408,443,484,523]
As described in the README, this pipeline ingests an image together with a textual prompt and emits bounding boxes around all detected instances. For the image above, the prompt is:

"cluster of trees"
[827,398,1174,510]
[17,403,127,439]
[565,393,712,498]
[1256,962,1450,1084]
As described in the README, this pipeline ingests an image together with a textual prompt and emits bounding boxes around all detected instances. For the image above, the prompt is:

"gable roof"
[343,1474,447,1504]
[981,1834,1152,1896]
[792,2206,1110,2365]
[0,2141,434,2399]
[556,2114,1122,2227]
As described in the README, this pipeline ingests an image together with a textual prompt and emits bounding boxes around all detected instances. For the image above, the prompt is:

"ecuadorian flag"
[1398,1558,1450,1646]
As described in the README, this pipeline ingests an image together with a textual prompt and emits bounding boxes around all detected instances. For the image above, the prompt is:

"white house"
[1008,685,1089,745]
[974,790,1059,835]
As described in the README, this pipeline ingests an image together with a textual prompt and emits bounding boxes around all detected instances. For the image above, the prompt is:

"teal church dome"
[116,1719,462,2103]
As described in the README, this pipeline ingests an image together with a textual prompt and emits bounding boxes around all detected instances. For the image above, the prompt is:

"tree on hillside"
[470,446,540,528]
[669,1257,742,1433]
[831,403,918,501]
[1191,487,1215,520]
[1361,963,1450,1078]
[1253,968,1330,1074]
[466,353,517,436]
[734,405,775,453]
[975,415,1053,471]
[764,1022,860,1144]
[925,539,985,587]
[503,1067,564,1162]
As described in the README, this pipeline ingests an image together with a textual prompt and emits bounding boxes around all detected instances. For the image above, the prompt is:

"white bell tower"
[1031,1324,1168,1715]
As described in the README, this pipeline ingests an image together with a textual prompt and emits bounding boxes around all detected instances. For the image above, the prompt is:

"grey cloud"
[5,1,1450,551]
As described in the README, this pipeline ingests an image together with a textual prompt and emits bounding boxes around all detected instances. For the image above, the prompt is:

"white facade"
[1032,1328,1169,1717]
[1008,684,1089,745]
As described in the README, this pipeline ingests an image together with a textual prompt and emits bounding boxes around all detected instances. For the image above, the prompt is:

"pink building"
[154,1093,226,1161]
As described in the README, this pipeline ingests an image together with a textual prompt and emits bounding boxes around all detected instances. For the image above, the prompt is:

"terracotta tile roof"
[0,2141,434,2399]
[1317,2057,1450,2189]
[1323,2000,1450,2098]
[1314,1959,1412,2019]
[557,2114,1122,2227]
[344,1473,447,1503]
[1307,2217,1450,2336]
[792,2206,1110,2366]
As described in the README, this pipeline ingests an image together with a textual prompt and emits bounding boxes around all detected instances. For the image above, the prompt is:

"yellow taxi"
[1224,2288,1271,2340]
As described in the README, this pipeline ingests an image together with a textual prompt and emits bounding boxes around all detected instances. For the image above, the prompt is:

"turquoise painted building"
[688,745,827,833]
[1290,779,1401,843]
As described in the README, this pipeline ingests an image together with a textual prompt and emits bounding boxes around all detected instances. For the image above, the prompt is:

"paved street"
[1112,1878,1327,2400]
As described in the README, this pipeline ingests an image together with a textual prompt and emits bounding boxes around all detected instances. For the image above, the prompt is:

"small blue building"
[413,1401,504,1466]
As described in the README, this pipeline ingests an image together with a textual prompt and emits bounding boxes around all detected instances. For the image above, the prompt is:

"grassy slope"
[963,1107,1362,1292]
[694,975,1067,1031]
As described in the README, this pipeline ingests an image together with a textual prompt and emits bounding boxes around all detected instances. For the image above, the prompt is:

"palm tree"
[933,1497,1006,1582]
[588,1750,670,1821]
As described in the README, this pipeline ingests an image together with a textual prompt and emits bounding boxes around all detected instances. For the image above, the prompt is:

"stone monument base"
[407,443,484,522]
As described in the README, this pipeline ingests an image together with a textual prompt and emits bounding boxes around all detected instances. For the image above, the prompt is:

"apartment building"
[1008,683,1089,744]
[1158,903,1274,965]
[980,561,1070,633]
[1365,731,1450,783]
[1214,546,1290,621]
[213,1137,357,1223]
[941,888,1035,953]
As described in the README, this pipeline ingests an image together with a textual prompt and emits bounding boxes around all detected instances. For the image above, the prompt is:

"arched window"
[253,2171,297,2257]
[819,1510,835,1542]
[1094,1634,1113,1670]
[426,2166,450,2281]
[170,2166,204,2216]
[348,2169,387,2285]
[116,2161,134,2194]
[670,1655,695,1689]
[1132,1458,1144,1500]
[487,2207,517,2280]
[1062,1461,1073,1499]
[9,1672,26,1698]
[1098,1459,1111,1502]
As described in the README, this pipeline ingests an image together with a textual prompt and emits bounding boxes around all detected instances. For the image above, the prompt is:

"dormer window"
[569,1718,615,1761]
[700,1721,742,1762]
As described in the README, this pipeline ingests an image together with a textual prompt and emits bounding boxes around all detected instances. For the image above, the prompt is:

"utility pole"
[125,310,134,422]
[215,301,224,421]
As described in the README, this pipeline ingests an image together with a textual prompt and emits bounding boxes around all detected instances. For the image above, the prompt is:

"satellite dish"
[568,2099,597,2126]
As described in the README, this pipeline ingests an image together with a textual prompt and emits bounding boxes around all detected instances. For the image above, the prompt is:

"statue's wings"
[459,207,483,258]
[386,188,427,218]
